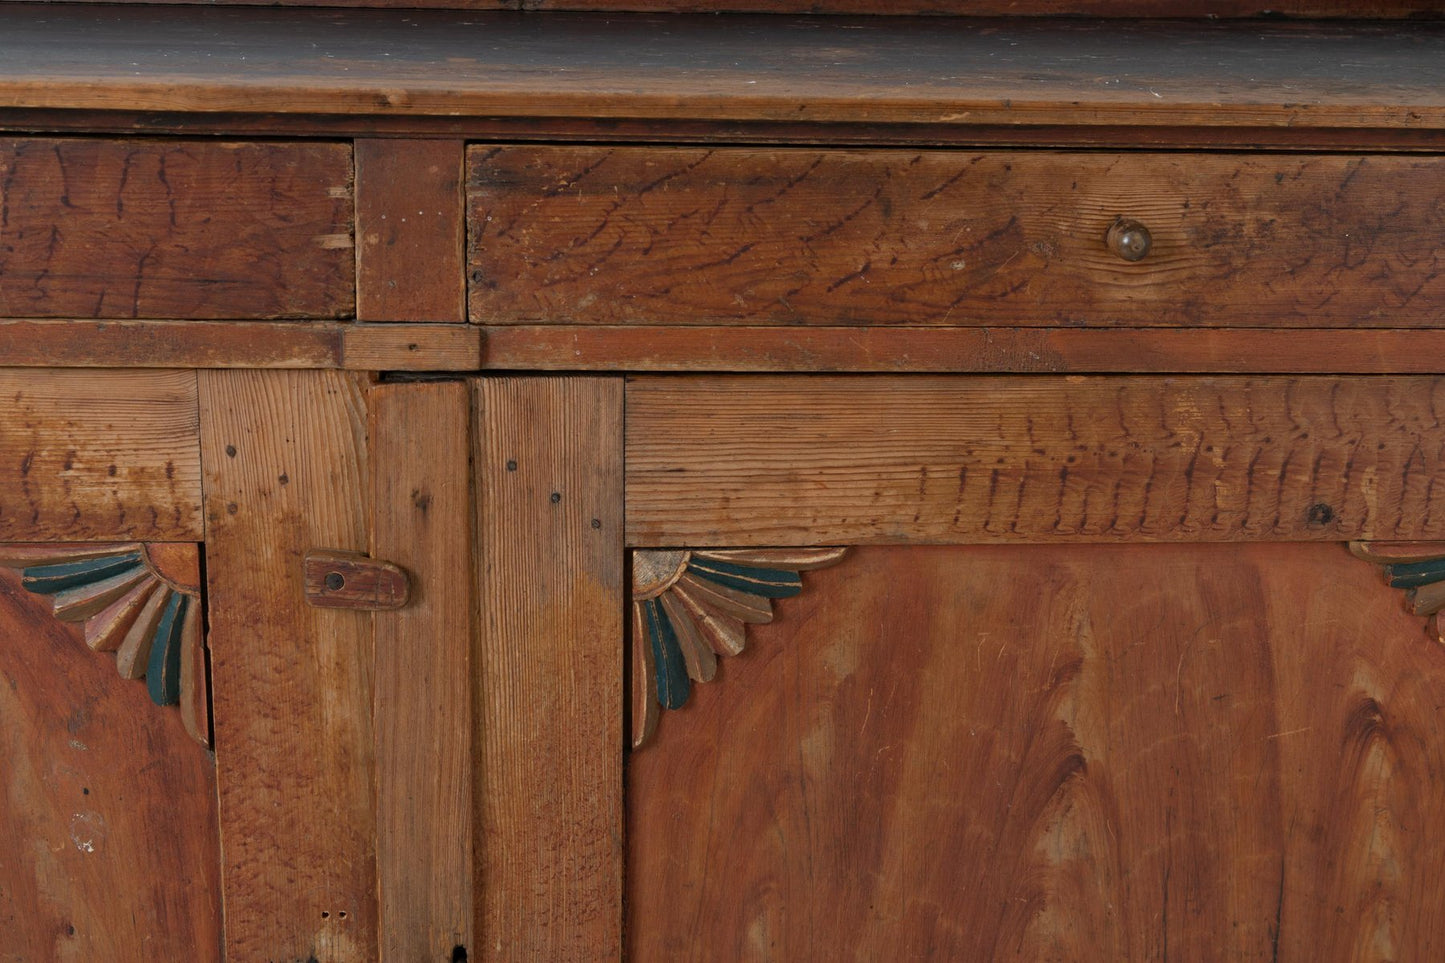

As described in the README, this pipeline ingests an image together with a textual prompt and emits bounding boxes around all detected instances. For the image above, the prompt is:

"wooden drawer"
[467,146,1445,328]
[0,139,353,320]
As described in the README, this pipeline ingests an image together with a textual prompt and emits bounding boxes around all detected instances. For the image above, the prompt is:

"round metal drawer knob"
[1106,218,1152,262]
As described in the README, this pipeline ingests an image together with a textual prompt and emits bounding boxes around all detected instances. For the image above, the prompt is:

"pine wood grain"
[0,368,202,542]
[626,375,1445,546]
[475,377,624,959]
[470,148,1445,328]
[0,138,353,320]
[0,567,221,961]
[371,381,474,962]
[2,10,1445,130]
[357,140,466,323]
[628,543,1445,961]
[0,321,479,371]
[197,370,378,961]
[483,325,1445,374]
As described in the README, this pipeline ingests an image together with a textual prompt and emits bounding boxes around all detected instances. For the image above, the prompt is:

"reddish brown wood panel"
[469,148,1445,328]
[371,381,474,961]
[198,370,378,961]
[484,324,1445,374]
[356,140,466,323]
[4,12,1445,130]
[0,138,353,320]
[0,368,203,542]
[0,567,221,961]
[475,377,624,959]
[626,375,1445,546]
[629,542,1445,961]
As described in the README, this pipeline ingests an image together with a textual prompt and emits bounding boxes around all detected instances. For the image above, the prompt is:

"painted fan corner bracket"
[1350,541,1445,644]
[0,542,212,748]
[629,546,849,750]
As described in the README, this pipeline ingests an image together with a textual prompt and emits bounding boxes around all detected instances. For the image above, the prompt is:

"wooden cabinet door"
[628,542,1445,960]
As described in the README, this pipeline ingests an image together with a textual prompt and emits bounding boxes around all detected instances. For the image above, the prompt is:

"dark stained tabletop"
[2,4,1444,127]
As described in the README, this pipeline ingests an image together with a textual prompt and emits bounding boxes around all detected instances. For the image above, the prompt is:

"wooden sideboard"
[4,5,1445,961]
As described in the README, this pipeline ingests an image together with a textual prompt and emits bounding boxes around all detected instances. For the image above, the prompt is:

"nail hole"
[1307,503,1335,526]
[550,492,561,504]
[506,459,518,471]
[452,946,468,962]
[325,573,345,591]
[224,444,237,458]
[591,518,601,530]
[321,911,330,919]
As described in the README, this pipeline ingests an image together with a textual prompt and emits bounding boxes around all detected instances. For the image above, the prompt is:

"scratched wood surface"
[0,369,202,542]
[371,381,474,962]
[626,375,1445,546]
[3,11,1445,131]
[0,138,353,320]
[628,542,1445,961]
[198,370,378,961]
[469,148,1445,328]
[475,377,624,959]
[0,567,221,962]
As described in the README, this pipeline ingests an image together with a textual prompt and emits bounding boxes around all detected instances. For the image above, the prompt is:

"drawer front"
[0,139,353,319]
[468,146,1444,328]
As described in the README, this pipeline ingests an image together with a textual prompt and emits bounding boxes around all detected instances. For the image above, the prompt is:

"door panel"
[628,542,1445,961]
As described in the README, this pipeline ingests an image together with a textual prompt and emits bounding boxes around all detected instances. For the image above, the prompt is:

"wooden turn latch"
[304,550,411,610]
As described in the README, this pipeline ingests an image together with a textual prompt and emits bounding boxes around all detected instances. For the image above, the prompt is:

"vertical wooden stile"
[475,377,625,960]
[356,139,467,323]
[371,380,476,960]
[198,369,378,961]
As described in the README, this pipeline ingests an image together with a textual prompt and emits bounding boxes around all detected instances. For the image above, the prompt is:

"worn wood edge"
[484,326,1445,373]
[5,79,1445,130]
[8,112,1445,151]
[0,320,479,370]
[628,546,848,749]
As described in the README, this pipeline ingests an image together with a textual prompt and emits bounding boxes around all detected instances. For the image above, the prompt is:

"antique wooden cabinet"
[4,3,1445,961]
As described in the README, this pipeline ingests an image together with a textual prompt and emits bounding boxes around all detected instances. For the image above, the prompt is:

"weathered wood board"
[470,148,1445,329]
[626,375,1445,546]
[0,138,352,319]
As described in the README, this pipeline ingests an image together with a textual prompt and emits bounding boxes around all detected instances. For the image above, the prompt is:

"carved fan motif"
[1350,541,1445,644]
[0,543,211,747]
[629,547,847,749]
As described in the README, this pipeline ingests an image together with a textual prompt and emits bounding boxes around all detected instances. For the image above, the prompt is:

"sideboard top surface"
[2,5,1445,129]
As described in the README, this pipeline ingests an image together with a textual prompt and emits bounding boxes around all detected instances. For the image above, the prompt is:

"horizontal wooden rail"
[485,326,1445,374]
[626,374,1445,546]
[0,368,203,541]
[0,321,481,371]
